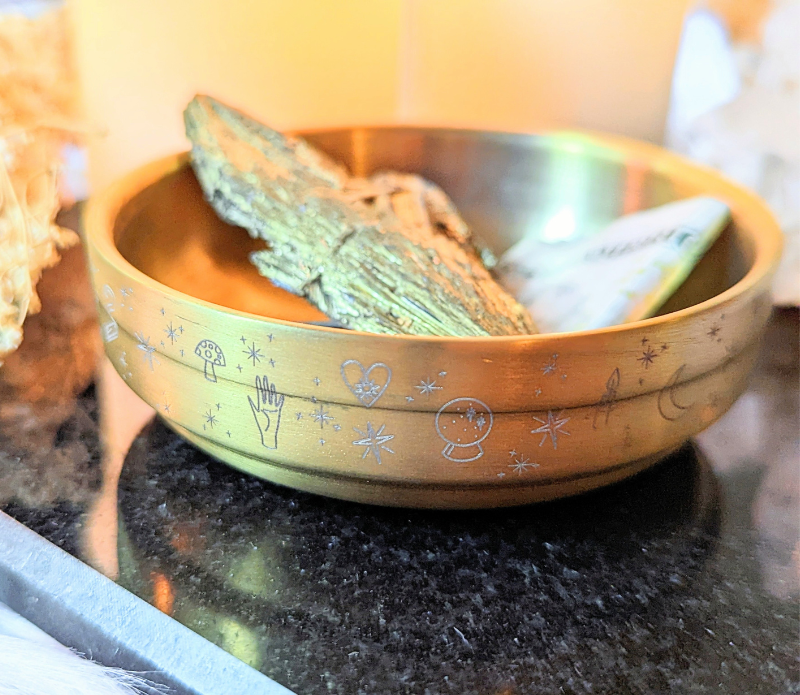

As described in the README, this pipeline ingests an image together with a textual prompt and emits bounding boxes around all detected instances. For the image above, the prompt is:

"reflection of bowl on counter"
[116,420,722,691]
[84,128,782,508]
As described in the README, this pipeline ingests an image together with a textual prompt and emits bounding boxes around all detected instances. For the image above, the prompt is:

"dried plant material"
[0,6,81,365]
[185,95,536,337]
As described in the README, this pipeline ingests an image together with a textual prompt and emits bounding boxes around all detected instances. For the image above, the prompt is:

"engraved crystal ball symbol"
[195,339,225,382]
[435,398,493,462]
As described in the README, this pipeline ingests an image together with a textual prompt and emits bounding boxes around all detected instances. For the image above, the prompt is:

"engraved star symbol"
[135,332,158,371]
[269,358,276,368]
[243,342,263,366]
[296,412,303,420]
[333,424,341,431]
[509,456,537,474]
[313,377,321,386]
[707,325,721,339]
[240,336,248,344]
[352,422,395,465]
[661,344,669,352]
[215,403,221,410]
[405,396,415,403]
[180,349,185,357]
[164,322,179,344]
[439,370,447,377]
[226,431,232,437]
[641,337,649,346]
[204,409,217,428]
[509,450,517,457]
[309,404,334,429]
[163,403,171,414]
[638,347,658,368]
[267,334,274,342]
[416,378,442,396]
[160,307,165,316]
[541,354,558,375]
[531,411,571,449]
[236,364,243,372]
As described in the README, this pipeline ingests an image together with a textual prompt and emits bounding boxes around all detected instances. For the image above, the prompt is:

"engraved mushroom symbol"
[195,339,225,382]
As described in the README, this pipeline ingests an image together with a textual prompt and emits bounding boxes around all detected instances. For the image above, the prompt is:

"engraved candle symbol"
[435,397,493,462]
[195,339,226,382]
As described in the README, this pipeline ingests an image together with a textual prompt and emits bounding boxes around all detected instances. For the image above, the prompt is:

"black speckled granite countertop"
[1,243,798,694]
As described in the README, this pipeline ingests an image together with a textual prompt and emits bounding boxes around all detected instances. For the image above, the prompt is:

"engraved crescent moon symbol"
[657,365,693,421]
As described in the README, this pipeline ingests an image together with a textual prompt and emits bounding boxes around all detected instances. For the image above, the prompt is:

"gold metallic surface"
[184,96,535,336]
[84,127,782,508]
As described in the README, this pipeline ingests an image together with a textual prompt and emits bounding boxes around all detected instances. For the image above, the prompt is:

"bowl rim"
[84,126,784,344]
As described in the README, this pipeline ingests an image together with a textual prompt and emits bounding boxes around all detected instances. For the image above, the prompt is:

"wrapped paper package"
[497,196,731,334]
[184,95,536,337]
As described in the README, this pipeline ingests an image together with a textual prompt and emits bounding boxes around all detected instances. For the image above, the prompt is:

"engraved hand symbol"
[248,375,284,449]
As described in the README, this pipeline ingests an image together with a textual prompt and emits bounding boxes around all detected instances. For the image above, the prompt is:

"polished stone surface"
[0,245,797,694]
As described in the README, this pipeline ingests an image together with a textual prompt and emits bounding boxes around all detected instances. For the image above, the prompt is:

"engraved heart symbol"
[341,360,392,408]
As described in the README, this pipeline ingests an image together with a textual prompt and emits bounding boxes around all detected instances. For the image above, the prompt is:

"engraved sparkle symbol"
[531,411,571,449]
[135,332,158,371]
[707,325,721,339]
[204,409,217,428]
[352,422,395,465]
[509,456,537,475]
[416,378,442,397]
[243,341,263,366]
[164,321,179,344]
[542,354,559,375]
[638,346,658,368]
[309,404,334,429]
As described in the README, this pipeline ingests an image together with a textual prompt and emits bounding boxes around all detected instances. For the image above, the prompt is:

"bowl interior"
[114,128,753,324]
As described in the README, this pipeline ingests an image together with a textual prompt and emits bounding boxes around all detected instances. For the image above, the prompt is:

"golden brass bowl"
[84,128,782,508]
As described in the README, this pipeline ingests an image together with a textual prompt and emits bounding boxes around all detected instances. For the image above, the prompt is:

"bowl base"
[165,418,680,509]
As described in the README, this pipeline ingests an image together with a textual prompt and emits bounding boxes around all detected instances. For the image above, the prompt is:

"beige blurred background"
[68,0,690,191]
